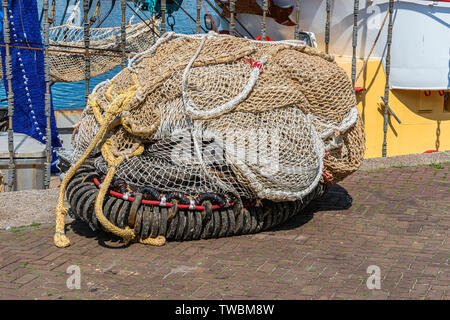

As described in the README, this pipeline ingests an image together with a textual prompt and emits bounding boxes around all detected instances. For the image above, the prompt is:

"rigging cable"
[211,0,254,39]
[171,0,208,33]
[126,1,161,38]
[54,0,72,40]
[97,0,116,28]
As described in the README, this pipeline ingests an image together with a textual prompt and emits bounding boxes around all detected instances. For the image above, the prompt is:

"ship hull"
[216,0,450,158]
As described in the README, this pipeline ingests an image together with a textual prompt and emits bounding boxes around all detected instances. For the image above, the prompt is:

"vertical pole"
[43,0,51,189]
[230,0,235,36]
[325,0,331,53]
[151,3,156,41]
[351,0,359,88]
[121,0,126,69]
[2,0,15,191]
[161,0,166,33]
[261,0,268,41]
[196,0,201,34]
[294,0,300,40]
[83,0,90,106]
[382,0,394,158]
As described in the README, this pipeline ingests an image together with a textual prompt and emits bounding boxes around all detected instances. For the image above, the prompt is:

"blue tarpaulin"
[0,0,62,170]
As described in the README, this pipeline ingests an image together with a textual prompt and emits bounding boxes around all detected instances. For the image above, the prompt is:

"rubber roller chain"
[65,165,326,241]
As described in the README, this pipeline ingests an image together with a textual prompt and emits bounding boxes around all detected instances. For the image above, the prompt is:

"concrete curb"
[359,150,450,171]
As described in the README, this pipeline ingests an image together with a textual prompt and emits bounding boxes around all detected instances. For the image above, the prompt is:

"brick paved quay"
[0,163,448,300]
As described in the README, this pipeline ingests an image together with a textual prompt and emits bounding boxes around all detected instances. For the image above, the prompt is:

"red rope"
[93,178,233,211]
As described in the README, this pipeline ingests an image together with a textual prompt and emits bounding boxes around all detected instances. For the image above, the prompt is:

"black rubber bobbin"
[167,199,178,224]
[225,209,235,237]
[191,211,203,240]
[82,191,99,228]
[116,200,130,229]
[128,193,143,228]
[200,201,213,239]
[240,208,251,235]
[133,206,144,238]
[110,198,124,226]
[76,187,97,223]
[182,210,194,241]
[174,209,186,241]
[232,201,244,235]
[150,206,160,238]
[159,207,168,237]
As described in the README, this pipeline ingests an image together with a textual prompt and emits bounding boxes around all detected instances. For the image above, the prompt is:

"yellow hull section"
[336,56,449,159]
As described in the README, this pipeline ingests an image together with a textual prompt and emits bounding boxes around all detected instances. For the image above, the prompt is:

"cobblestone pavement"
[0,164,448,300]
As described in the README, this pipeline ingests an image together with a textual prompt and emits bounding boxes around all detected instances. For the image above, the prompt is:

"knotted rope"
[54,75,165,247]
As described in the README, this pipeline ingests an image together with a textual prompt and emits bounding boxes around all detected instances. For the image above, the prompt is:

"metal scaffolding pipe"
[83,0,91,106]
[294,0,301,40]
[196,0,201,33]
[2,0,15,191]
[161,0,166,33]
[230,0,235,36]
[325,0,331,53]
[121,0,127,69]
[382,0,395,157]
[43,0,52,189]
[261,0,268,40]
[351,0,359,87]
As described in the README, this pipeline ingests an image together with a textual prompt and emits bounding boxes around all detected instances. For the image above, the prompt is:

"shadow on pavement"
[68,220,131,249]
[272,184,353,231]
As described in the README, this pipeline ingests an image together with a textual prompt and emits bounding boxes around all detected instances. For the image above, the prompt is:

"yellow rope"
[94,140,135,244]
[0,170,4,193]
[54,82,140,247]
[54,78,166,247]
[53,118,111,248]
[94,140,165,246]
[140,235,166,246]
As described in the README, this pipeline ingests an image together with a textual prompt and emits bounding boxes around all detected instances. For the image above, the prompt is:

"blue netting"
[0,0,62,171]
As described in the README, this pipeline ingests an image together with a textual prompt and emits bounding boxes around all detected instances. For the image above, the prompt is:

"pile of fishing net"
[54,32,365,248]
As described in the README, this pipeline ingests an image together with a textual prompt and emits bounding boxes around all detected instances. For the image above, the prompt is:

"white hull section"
[218,0,450,90]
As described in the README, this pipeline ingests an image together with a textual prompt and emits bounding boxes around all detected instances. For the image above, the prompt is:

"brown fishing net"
[0,19,159,83]
[71,32,365,202]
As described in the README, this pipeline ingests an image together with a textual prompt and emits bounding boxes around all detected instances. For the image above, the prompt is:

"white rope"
[65,0,81,26]
[181,33,266,120]
[226,113,325,201]
[313,106,359,140]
